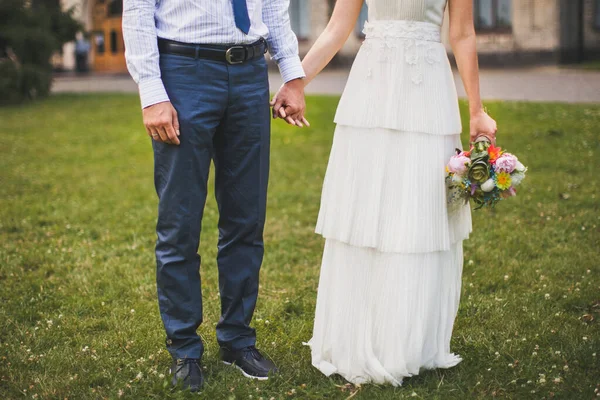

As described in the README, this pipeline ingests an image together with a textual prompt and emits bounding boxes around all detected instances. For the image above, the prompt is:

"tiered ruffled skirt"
[307,20,473,386]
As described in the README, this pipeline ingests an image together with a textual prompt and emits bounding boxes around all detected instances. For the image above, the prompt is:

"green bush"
[0,59,21,105]
[0,0,80,105]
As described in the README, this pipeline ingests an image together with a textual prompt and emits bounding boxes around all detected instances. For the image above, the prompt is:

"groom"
[122,0,306,391]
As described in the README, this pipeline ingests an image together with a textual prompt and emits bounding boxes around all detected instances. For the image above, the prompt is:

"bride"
[277,0,498,385]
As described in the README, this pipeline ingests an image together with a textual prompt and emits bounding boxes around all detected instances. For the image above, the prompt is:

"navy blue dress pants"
[153,53,270,359]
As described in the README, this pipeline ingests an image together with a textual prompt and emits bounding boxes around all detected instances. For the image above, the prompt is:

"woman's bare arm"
[300,0,364,86]
[271,0,363,125]
[448,0,497,143]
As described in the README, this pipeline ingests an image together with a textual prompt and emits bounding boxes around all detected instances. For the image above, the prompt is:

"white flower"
[451,173,464,184]
[545,294,550,300]
[511,171,526,186]
[515,161,526,172]
[481,178,496,192]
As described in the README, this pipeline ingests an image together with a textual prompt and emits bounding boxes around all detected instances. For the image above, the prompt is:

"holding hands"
[270,78,310,128]
[143,76,310,148]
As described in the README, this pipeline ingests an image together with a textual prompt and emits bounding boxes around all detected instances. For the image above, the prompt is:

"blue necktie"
[232,0,251,34]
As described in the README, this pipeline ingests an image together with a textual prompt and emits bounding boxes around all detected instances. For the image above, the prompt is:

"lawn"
[0,94,599,400]
[579,61,600,71]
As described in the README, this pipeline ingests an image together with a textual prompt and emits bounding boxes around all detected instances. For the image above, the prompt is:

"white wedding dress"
[307,0,473,385]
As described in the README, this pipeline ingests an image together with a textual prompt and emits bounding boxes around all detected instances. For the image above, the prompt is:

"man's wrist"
[139,78,170,109]
[277,56,305,84]
[284,77,305,89]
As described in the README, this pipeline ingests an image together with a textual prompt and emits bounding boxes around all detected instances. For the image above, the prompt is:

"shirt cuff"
[277,56,306,83]
[138,77,170,109]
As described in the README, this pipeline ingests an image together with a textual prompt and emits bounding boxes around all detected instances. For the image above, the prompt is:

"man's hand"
[270,79,309,127]
[143,101,180,145]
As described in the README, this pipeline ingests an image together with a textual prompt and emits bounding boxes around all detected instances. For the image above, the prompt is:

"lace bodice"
[366,0,448,26]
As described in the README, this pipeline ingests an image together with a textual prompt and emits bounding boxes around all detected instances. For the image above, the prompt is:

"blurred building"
[58,0,600,73]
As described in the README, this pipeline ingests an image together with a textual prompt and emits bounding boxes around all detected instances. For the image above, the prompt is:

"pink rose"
[447,155,470,176]
[495,153,518,173]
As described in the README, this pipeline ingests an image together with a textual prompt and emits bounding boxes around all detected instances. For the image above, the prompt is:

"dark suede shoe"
[170,358,204,392]
[221,346,278,380]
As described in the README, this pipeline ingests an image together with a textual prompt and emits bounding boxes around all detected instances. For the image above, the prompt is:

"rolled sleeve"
[122,0,170,109]
[138,78,170,109]
[263,0,306,83]
[277,55,305,83]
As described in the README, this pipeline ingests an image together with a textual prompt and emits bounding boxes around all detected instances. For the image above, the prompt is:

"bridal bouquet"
[446,138,527,209]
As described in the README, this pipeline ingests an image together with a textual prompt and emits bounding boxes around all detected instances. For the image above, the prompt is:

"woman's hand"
[469,109,497,145]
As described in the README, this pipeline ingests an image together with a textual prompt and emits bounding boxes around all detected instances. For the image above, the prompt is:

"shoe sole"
[222,361,269,381]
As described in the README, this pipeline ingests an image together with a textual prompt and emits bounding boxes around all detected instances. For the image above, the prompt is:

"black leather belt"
[157,38,267,65]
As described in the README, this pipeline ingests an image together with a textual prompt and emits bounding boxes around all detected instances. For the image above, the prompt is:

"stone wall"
[446,0,561,64]
[302,0,569,66]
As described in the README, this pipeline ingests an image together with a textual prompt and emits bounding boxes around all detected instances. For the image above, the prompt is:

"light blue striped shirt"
[122,0,305,108]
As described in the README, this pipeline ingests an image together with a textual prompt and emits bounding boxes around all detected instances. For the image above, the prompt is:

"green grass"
[0,94,599,400]
[562,60,600,71]
[579,61,600,71]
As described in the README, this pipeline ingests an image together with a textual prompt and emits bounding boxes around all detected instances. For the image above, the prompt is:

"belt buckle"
[225,46,245,65]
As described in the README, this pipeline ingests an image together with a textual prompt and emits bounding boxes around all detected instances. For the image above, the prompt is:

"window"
[107,0,123,17]
[474,0,512,32]
[289,0,310,40]
[110,30,118,54]
[355,3,368,37]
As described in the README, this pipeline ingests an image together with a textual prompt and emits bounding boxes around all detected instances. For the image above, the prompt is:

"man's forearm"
[122,0,169,108]
[262,0,305,83]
